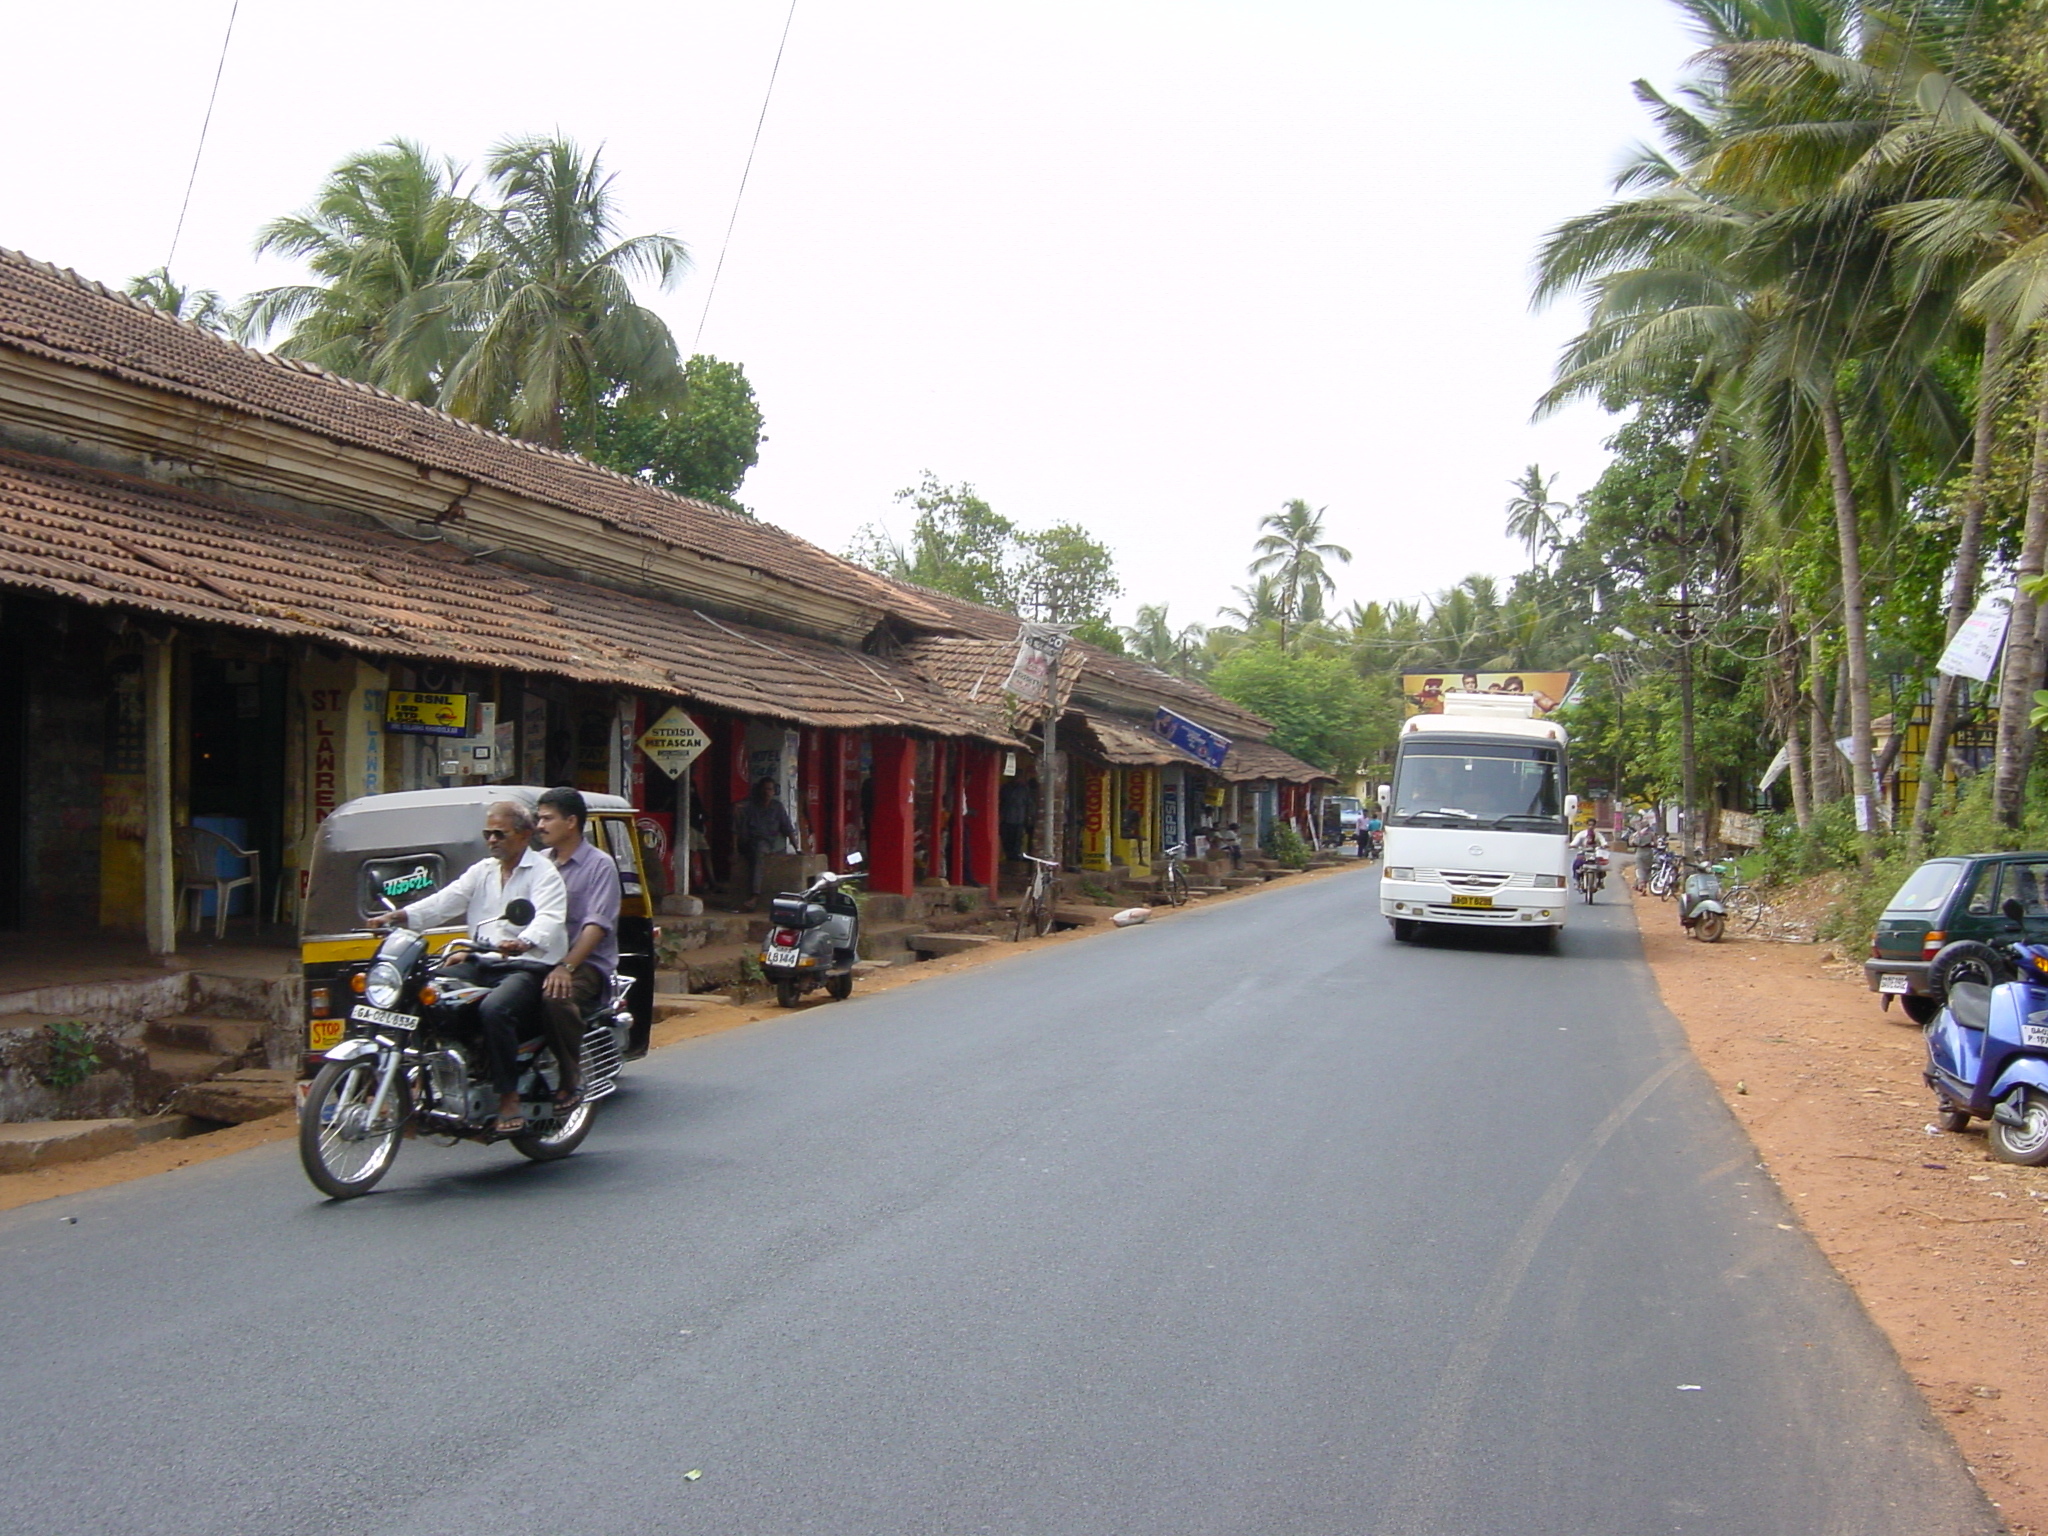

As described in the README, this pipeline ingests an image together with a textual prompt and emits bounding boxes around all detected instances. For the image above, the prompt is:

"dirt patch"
[0,863,1367,1215]
[1630,883,2046,1533]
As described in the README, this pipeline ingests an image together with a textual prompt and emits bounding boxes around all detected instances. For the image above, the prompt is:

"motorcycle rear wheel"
[299,1055,408,1200]
[1989,1090,2048,1165]
[511,1046,594,1162]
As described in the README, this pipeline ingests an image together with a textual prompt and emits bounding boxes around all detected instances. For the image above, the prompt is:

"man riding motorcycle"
[370,799,567,1135]
[533,785,623,1113]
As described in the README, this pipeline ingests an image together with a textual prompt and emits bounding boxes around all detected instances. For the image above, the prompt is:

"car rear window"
[1885,861,1966,914]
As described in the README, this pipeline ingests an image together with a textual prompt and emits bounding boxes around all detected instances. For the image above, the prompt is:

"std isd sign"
[385,690,472,737]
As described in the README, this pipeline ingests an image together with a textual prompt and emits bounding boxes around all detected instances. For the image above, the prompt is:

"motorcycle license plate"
[349,1003,419,1032]
[765,947,801,966]
[1451,894,1494,910]
[1878,974,1911,995]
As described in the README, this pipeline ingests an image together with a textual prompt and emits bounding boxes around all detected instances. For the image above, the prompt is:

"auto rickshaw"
[299,786,657,1068]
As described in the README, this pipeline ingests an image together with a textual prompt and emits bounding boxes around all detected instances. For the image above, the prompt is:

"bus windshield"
[1390,741,1564,831]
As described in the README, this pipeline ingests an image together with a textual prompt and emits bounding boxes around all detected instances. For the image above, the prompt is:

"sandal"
[553,1086,584,1112]
[490,1114,526,1137]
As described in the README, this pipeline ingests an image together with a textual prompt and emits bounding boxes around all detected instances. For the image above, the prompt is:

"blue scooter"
[1923,903,2048,1164]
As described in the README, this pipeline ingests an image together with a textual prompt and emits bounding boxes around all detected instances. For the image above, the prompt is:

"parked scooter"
[1678,861,1728,942]
[1922,905,2048,1162]
[761,855,866,1008]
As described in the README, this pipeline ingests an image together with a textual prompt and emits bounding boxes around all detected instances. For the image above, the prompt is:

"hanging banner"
[637,706,711,780]
[1153,707,1231,770]
[1937,588,2013,682]
[1757,743,1790,793]
[1003,624,1068,704]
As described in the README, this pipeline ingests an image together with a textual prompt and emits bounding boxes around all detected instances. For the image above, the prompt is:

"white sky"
[3,0,1698,630]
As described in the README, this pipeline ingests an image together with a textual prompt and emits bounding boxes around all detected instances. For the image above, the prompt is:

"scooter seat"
[1947,981,1994,1032]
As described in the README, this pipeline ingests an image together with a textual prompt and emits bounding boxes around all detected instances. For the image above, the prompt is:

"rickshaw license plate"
[1451,894,1494,909]
[350,1004,419,1031]
[1879,974,1911,994]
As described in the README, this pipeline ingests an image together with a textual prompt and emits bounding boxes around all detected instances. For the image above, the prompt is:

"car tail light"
[1922,930,1946,958]
[773,927,800,948]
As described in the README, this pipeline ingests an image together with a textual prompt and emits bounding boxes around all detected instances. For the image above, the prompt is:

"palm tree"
[1119,603,1207,676]
[1505,465,1570,562]
[441,136,692,448]
[238,140,478,403]
[125,268,229,331]
[1250,500,1351,650]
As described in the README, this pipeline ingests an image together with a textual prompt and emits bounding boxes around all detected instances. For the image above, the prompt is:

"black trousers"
[542,964,604,1092]
[448,961,543,1097]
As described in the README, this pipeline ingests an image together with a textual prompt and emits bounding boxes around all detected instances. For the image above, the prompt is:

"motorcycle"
[1678,862,1728,942]
[1573,845,1608,903]
[297,898,631,1199]
[762,855,866,1008]
[1922,906,2048,1162]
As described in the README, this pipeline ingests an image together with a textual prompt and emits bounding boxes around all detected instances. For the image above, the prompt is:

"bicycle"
[1162,842,1191,907]
[1013,853,1060,941]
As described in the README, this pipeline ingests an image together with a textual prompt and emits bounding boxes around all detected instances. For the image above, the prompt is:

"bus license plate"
[1451,894,1494,910]
[350,1004,418,1032]
[1878,974,1911,995]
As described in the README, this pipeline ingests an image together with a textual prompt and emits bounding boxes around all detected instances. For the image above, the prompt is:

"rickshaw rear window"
[359,855,446,917]
[1885,861,1965,914]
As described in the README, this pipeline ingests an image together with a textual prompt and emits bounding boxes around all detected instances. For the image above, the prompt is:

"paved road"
[0,870,2001,1535]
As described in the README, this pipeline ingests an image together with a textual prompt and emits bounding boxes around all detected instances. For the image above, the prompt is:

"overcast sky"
[4,0,1698,630]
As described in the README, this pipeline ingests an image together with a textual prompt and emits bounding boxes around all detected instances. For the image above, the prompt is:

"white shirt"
[397,846,569,964]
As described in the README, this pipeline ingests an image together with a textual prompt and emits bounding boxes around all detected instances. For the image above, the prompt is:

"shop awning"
[1067,709,1215,769]
[1220,739,1336,784]
[0,445,1014,743]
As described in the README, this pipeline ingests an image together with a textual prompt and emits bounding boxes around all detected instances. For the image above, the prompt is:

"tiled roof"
[1222,738,1334,784]
[1069,709,1212,769]
[874,578,1274,737]
[896,631,1084,736]
[0,446,1008,741]
[0,247,950,629]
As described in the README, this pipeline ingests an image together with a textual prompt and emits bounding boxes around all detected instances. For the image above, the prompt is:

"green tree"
[1250,499,1351,651]
[1505,465,1570,563]
[1208,644,1382,773]
[1015,523,1121,627]
[238,139,478,403]
[585,354,764,512]
[442,135,691,448]
[124,268,228,332]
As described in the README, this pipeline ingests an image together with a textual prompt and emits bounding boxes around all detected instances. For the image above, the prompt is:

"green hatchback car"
[1865,851,2048,1022]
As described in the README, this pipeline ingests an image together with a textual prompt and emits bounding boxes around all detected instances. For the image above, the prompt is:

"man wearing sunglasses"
[370,799,568,1134]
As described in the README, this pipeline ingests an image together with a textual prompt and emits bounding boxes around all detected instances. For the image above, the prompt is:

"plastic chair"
[174,826,263,938]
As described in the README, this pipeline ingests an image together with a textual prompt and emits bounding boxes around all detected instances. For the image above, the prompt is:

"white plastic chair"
[174,826,263,938]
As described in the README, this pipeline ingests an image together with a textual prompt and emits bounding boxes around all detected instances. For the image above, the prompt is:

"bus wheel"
[1390,918,1418,942]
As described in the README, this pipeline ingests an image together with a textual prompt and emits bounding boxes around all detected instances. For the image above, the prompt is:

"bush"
[1267,823,1312,870]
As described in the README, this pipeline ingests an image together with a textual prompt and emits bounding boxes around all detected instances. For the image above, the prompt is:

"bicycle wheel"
[1728,885,1767,931]
[1166,868,1190,907]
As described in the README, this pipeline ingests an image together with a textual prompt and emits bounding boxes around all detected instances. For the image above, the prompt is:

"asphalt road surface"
[0,870,2002,1535]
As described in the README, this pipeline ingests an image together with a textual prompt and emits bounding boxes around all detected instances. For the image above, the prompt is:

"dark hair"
[537,785,588,831]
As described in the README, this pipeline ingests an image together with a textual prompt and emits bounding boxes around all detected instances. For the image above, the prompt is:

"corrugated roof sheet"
[0,247,951,629]
[0,445,1008,741]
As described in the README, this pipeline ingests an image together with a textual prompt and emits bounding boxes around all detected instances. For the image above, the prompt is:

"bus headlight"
[1534,875,1567,888]
[1385,867,1415,882]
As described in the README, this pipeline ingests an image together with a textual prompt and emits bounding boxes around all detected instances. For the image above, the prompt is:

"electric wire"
[693,0,798,353]
[165,0,241,271]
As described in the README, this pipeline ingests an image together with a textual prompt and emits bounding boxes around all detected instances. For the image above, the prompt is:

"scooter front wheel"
[775,978,803,1009]
[1990,1090,2048,1165]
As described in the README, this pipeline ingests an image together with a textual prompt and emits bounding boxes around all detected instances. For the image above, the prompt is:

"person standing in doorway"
[734,777,799,911]
[1000,772,1036,861]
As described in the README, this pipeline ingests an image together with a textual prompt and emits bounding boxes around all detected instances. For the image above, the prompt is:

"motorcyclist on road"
[370,799,567,1134]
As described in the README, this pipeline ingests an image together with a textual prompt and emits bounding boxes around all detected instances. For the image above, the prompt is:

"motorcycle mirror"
[503,898,536,926]
[2005,897,2026,923]
[846,851,864,867]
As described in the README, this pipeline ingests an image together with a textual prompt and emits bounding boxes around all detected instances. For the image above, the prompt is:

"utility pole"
[1648,498,1706,853]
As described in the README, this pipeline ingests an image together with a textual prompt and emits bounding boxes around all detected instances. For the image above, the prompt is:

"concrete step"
[1219,875,1268,889]
[165,1069,296,1124]
[0,1114,207,1174]
[145,1044,236,1084]
[909,933,1001,958]
[144,1015,266,1057]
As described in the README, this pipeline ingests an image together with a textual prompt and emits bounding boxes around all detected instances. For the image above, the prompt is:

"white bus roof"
[1401,711,1569,748]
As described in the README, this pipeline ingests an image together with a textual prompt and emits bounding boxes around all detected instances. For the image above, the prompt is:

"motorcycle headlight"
[364,960,404,1010]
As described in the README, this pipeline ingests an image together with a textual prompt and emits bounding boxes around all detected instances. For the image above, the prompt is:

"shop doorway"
[186,655,287,924]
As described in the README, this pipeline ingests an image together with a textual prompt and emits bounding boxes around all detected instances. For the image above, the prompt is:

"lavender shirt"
[552,837,622,981]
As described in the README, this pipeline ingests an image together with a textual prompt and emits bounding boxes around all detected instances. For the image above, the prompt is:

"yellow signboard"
[1401,671,1573,718]
[385,690,471,737]
[638,706,712,780]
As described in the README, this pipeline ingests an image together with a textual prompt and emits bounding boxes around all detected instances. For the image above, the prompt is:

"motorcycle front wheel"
[299,1055,408,1200]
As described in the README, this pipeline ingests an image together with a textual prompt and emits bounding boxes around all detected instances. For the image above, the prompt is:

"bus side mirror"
[1565,795,1579,819]
[1376,784,1390,809]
